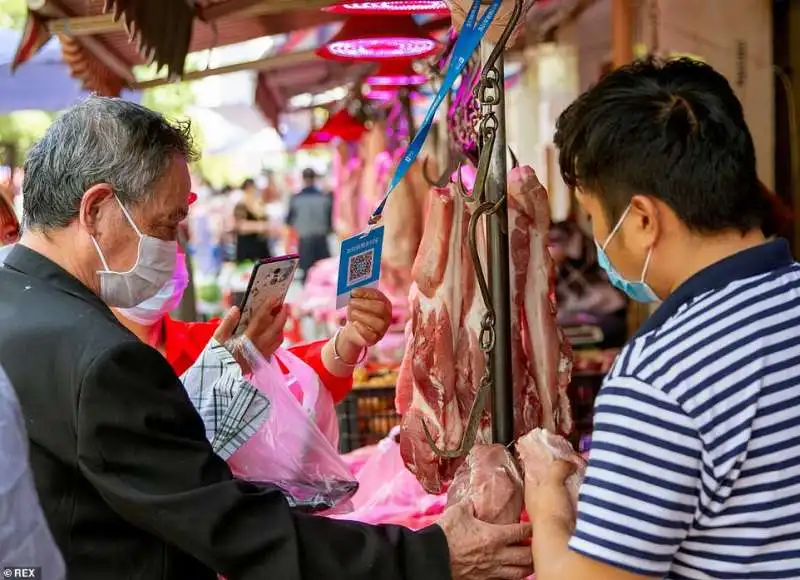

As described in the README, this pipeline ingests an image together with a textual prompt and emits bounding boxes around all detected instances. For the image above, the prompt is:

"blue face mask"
[595,204,658,303]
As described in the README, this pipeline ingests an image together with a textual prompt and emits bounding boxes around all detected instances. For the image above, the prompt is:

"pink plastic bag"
[330,428,447,526]
[226,341,357,513]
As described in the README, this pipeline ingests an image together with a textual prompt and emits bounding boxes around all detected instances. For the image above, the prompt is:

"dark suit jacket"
[0,246,451,580]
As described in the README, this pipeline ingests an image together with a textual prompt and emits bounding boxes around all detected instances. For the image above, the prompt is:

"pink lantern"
[316,15,440,61]
[324,0,450,15]
[365,61,428,87]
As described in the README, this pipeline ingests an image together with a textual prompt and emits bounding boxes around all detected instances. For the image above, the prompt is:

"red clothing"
[163,316,353,404]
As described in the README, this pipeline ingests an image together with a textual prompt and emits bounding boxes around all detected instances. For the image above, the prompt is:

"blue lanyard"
[368,0,502,224]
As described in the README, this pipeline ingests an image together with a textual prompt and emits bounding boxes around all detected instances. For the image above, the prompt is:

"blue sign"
[336,226,385,309]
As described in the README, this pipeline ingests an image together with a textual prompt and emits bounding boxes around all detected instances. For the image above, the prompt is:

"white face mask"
[117,253,189,325]
[91,196,178,308]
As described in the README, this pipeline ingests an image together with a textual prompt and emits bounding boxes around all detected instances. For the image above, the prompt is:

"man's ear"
[79,184,115,235]
[629,194,660,249]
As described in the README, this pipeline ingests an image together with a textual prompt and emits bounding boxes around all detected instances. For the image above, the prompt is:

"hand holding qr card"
[336,226,384,309]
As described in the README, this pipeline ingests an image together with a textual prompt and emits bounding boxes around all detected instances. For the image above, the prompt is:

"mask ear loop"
[640,245,654,284]
[106,195,146,275]
[601,204,633,251]
[90,236,112,272]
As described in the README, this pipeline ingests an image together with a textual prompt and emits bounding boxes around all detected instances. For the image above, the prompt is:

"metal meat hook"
[455,144,518,201]
[421,198,504,459]
[423,153,464,188]
[480,0,525,75]
[421,374,493,458]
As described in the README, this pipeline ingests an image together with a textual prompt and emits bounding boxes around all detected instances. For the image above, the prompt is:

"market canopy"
[0,27,138,114]
[10,1,349,97]
[8,0,588,125]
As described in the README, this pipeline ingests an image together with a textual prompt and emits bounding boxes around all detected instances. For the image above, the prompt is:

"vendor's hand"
[525,460,577,529]
[341,288,392,350]
[438,501,533,580]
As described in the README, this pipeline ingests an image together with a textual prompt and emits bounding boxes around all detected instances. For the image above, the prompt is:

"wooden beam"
[199,0,340,21]
[27,0,134,83]
[536,0,597,40]
[132,49,319,90]
[611,0,633,67]
[46,0,341,37]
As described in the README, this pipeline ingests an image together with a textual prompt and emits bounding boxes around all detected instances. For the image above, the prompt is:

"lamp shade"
[316,15,440,61]
[364,88,398,101]
[324,0,450,15]
[320,109,367,141]
[298,130,334,149]
[365,61,428,87]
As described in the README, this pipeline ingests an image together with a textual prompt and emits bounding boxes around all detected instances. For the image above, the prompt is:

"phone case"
[235,255,300,336]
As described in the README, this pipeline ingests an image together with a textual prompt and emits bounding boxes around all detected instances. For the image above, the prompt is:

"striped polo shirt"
[570,239,800,579]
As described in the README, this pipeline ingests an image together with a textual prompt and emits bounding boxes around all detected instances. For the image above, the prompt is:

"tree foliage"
[0,0,26,29]
[0,0,53,165]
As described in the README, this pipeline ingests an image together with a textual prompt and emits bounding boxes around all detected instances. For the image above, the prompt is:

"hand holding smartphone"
[234,254,300,337]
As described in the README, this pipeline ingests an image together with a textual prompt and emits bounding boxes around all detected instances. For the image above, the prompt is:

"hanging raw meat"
[396,183,489,493]
[381,158,432,315]
[335,157,363,236]
[446,444,523,524]
[508,166,573,435]
[397,166,573,494]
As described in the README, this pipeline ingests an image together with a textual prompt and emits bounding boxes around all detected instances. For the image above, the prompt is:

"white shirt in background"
[0,366,66,579]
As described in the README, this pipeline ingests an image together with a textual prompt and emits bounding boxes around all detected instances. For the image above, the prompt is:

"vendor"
[0,193,20,246]
[527,57,800,579]
[113,253,391,402]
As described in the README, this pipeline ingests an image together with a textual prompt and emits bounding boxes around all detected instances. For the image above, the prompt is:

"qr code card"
[336,225,384,309]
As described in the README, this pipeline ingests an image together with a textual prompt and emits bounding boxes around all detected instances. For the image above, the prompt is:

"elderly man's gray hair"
[22,96,199,230]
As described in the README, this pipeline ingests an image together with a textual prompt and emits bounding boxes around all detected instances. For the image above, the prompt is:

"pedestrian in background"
[286,168,333,280]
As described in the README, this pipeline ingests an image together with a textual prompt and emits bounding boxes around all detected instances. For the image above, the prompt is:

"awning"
[0,27,138,113]
[11,0,348,96]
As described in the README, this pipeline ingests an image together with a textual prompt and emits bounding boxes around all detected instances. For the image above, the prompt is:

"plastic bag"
[226,339,357,513]
[446,444,524,524]
[330,427,447,527]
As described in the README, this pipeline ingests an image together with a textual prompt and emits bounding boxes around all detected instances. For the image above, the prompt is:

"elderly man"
[0,97,531,580]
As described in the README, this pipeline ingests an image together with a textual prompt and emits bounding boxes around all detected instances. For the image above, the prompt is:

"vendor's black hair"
[554,56,767,233]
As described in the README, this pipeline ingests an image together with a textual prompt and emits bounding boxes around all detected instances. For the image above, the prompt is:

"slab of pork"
[446,444,524,524]
[397,166,573,494]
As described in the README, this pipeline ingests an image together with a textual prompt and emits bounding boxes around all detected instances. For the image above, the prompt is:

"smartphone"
[234,254,300,337]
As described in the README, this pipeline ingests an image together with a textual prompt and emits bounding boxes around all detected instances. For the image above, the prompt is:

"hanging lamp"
[324,0,449,15]
[316,15,440,61]
[319,109,367,141]
[298,130,334,149]
[365,60,428,87]
[364,88,397,101]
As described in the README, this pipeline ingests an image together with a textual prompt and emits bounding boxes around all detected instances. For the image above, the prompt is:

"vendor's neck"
[113,311,165,351]
[668,227,767,294]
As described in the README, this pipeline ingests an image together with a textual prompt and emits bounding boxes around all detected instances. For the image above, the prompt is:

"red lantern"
[320,109,367,141]
[316,15,440,61]
[298,130,334,149]
[324,0,449,15]
[365,61,428,87]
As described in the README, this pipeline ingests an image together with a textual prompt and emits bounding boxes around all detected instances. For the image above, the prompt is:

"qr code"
[347,249,374,285]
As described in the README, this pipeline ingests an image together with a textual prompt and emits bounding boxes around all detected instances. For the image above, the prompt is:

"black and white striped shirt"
[570,239,800,579]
